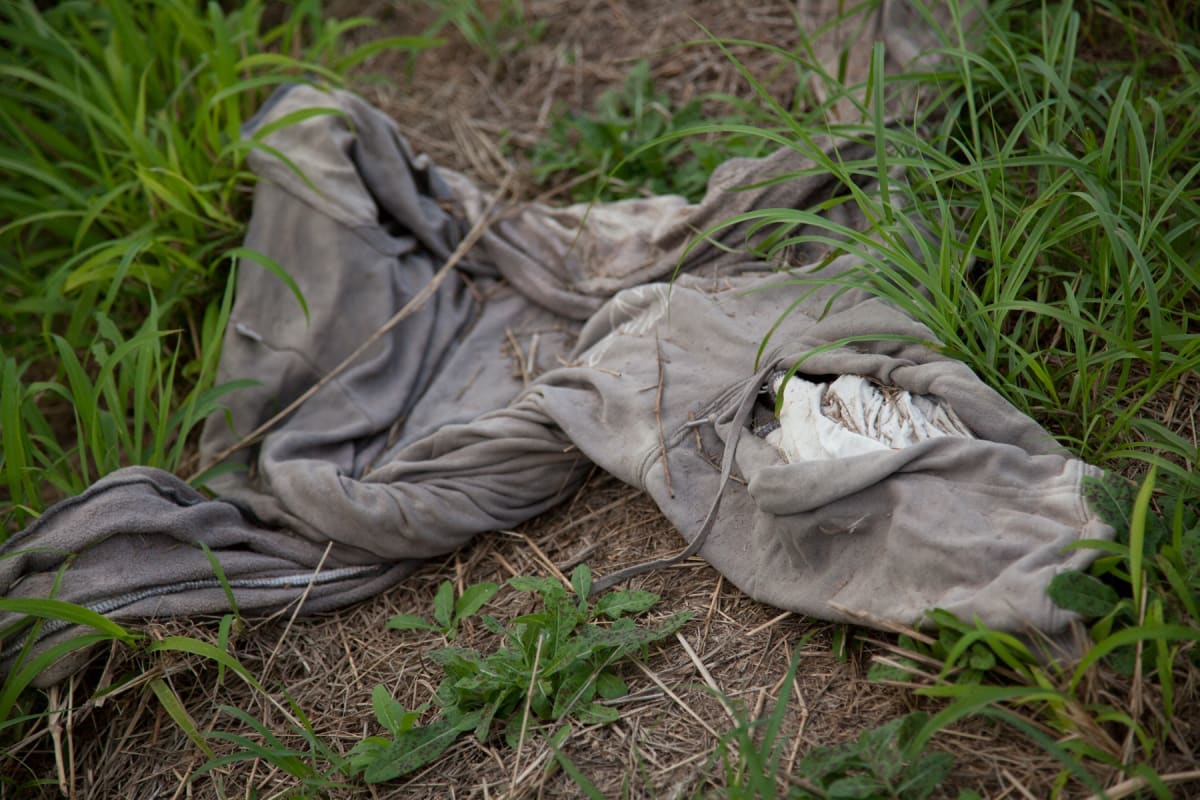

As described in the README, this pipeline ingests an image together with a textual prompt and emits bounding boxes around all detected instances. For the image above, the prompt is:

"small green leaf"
[595,671,627,699]
[455,582,500,620]
[371,685,421,735]
[593,589,659,619]
[826,775,883,799]
[363,710,481,783]
[1083,473,1136,543]
[967,646,996,673]
[386,613,438,632]
[576,702,619,725]
[433,581,455,630]
[867,658,920,683]
[509,576,566,600]
[570,564,592,601]
[552,663,598,718]
[1047,571,1120,618]
[900,752,955,797]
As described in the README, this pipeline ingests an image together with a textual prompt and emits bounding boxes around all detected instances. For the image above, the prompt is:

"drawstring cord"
[591,361,778,595]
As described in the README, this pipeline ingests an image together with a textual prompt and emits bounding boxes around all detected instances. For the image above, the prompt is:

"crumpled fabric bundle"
[1,0,1111,686]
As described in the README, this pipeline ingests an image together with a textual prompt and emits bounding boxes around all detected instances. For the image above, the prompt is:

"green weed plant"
[357,565,691,782]
[421,0,543,65]
[387,578,501,640]
[710,639,970,800]
[531,60,775,203]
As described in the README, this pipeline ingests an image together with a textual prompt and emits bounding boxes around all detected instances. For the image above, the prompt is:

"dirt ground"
[1,1,1176,798]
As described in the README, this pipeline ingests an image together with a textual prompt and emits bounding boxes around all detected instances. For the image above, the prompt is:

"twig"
[1086,770,1200,800]
[785,673,809,776]
[675,632,736,724]
[547,497,630,538]
[504,328,529,384]
[518,533,571,590]
[654,333,674,498]
[633,660,720,739]
[701,574,723,648]
[47,685,66,796]
[261,541,333,682]
[511,632,546,788]
[190,173,514,482]
[745,611,793,638]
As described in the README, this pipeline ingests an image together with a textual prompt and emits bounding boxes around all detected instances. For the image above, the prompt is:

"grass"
[421,0,544,66]
[529,59,775,202]
[0,0,1197,796]
[0,0,437,529]
[0,0,435,791]
[674,0,1199,794]
[356,566,690,783]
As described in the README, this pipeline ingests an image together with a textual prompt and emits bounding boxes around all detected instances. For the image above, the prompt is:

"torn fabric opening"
[765,373,975,462]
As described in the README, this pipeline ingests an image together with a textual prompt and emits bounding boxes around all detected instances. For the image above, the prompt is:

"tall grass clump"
[0,1,435,789]
[698,0,1198,485]
[0,0,436,531]
[684,0,1198,792]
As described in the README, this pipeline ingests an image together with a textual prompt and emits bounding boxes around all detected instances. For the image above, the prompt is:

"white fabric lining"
[766,374,975,462]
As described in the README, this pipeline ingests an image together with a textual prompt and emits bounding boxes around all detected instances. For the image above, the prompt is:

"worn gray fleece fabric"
[1,1,1111,684]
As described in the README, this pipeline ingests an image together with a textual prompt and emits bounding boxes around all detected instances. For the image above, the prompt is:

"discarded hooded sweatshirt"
[0,2,1112,685]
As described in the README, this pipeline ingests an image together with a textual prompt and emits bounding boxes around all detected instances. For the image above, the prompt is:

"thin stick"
[785,674,809,775]
[654,333,674,497]
[518,533,571,590]
[634,660,721,739]
[190,174,513,482]
[261,541,333,682]
[1086,770,1200,800]
[47,685,66,796]
[511,632,546,787]
[504,328,529,384]
[701,574,723,647]
[675,632,736,724]
[745,611,792,638]
[549,497,630,538]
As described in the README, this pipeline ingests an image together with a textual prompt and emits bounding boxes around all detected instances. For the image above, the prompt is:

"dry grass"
[12,474,1123,799]
[3,1,1196,798]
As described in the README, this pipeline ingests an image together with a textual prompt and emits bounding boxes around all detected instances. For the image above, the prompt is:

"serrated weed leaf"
[577,702,620,725]
[508,575,566,601]
[1083,473,1137,544]
[595,671,627,700]
[796,712,951,800]
[363,709,482,783]
[433,580,454,630]
[594,589,659,619]
[571,563,592,607]
[1048,571,1120,618]
[868,657,922,683]
[580,611,692,656]
[386,613,439,632]
[358,575,689,780]
[370,685,425,736]
[900,752,955,798]
[455,582,499,620]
